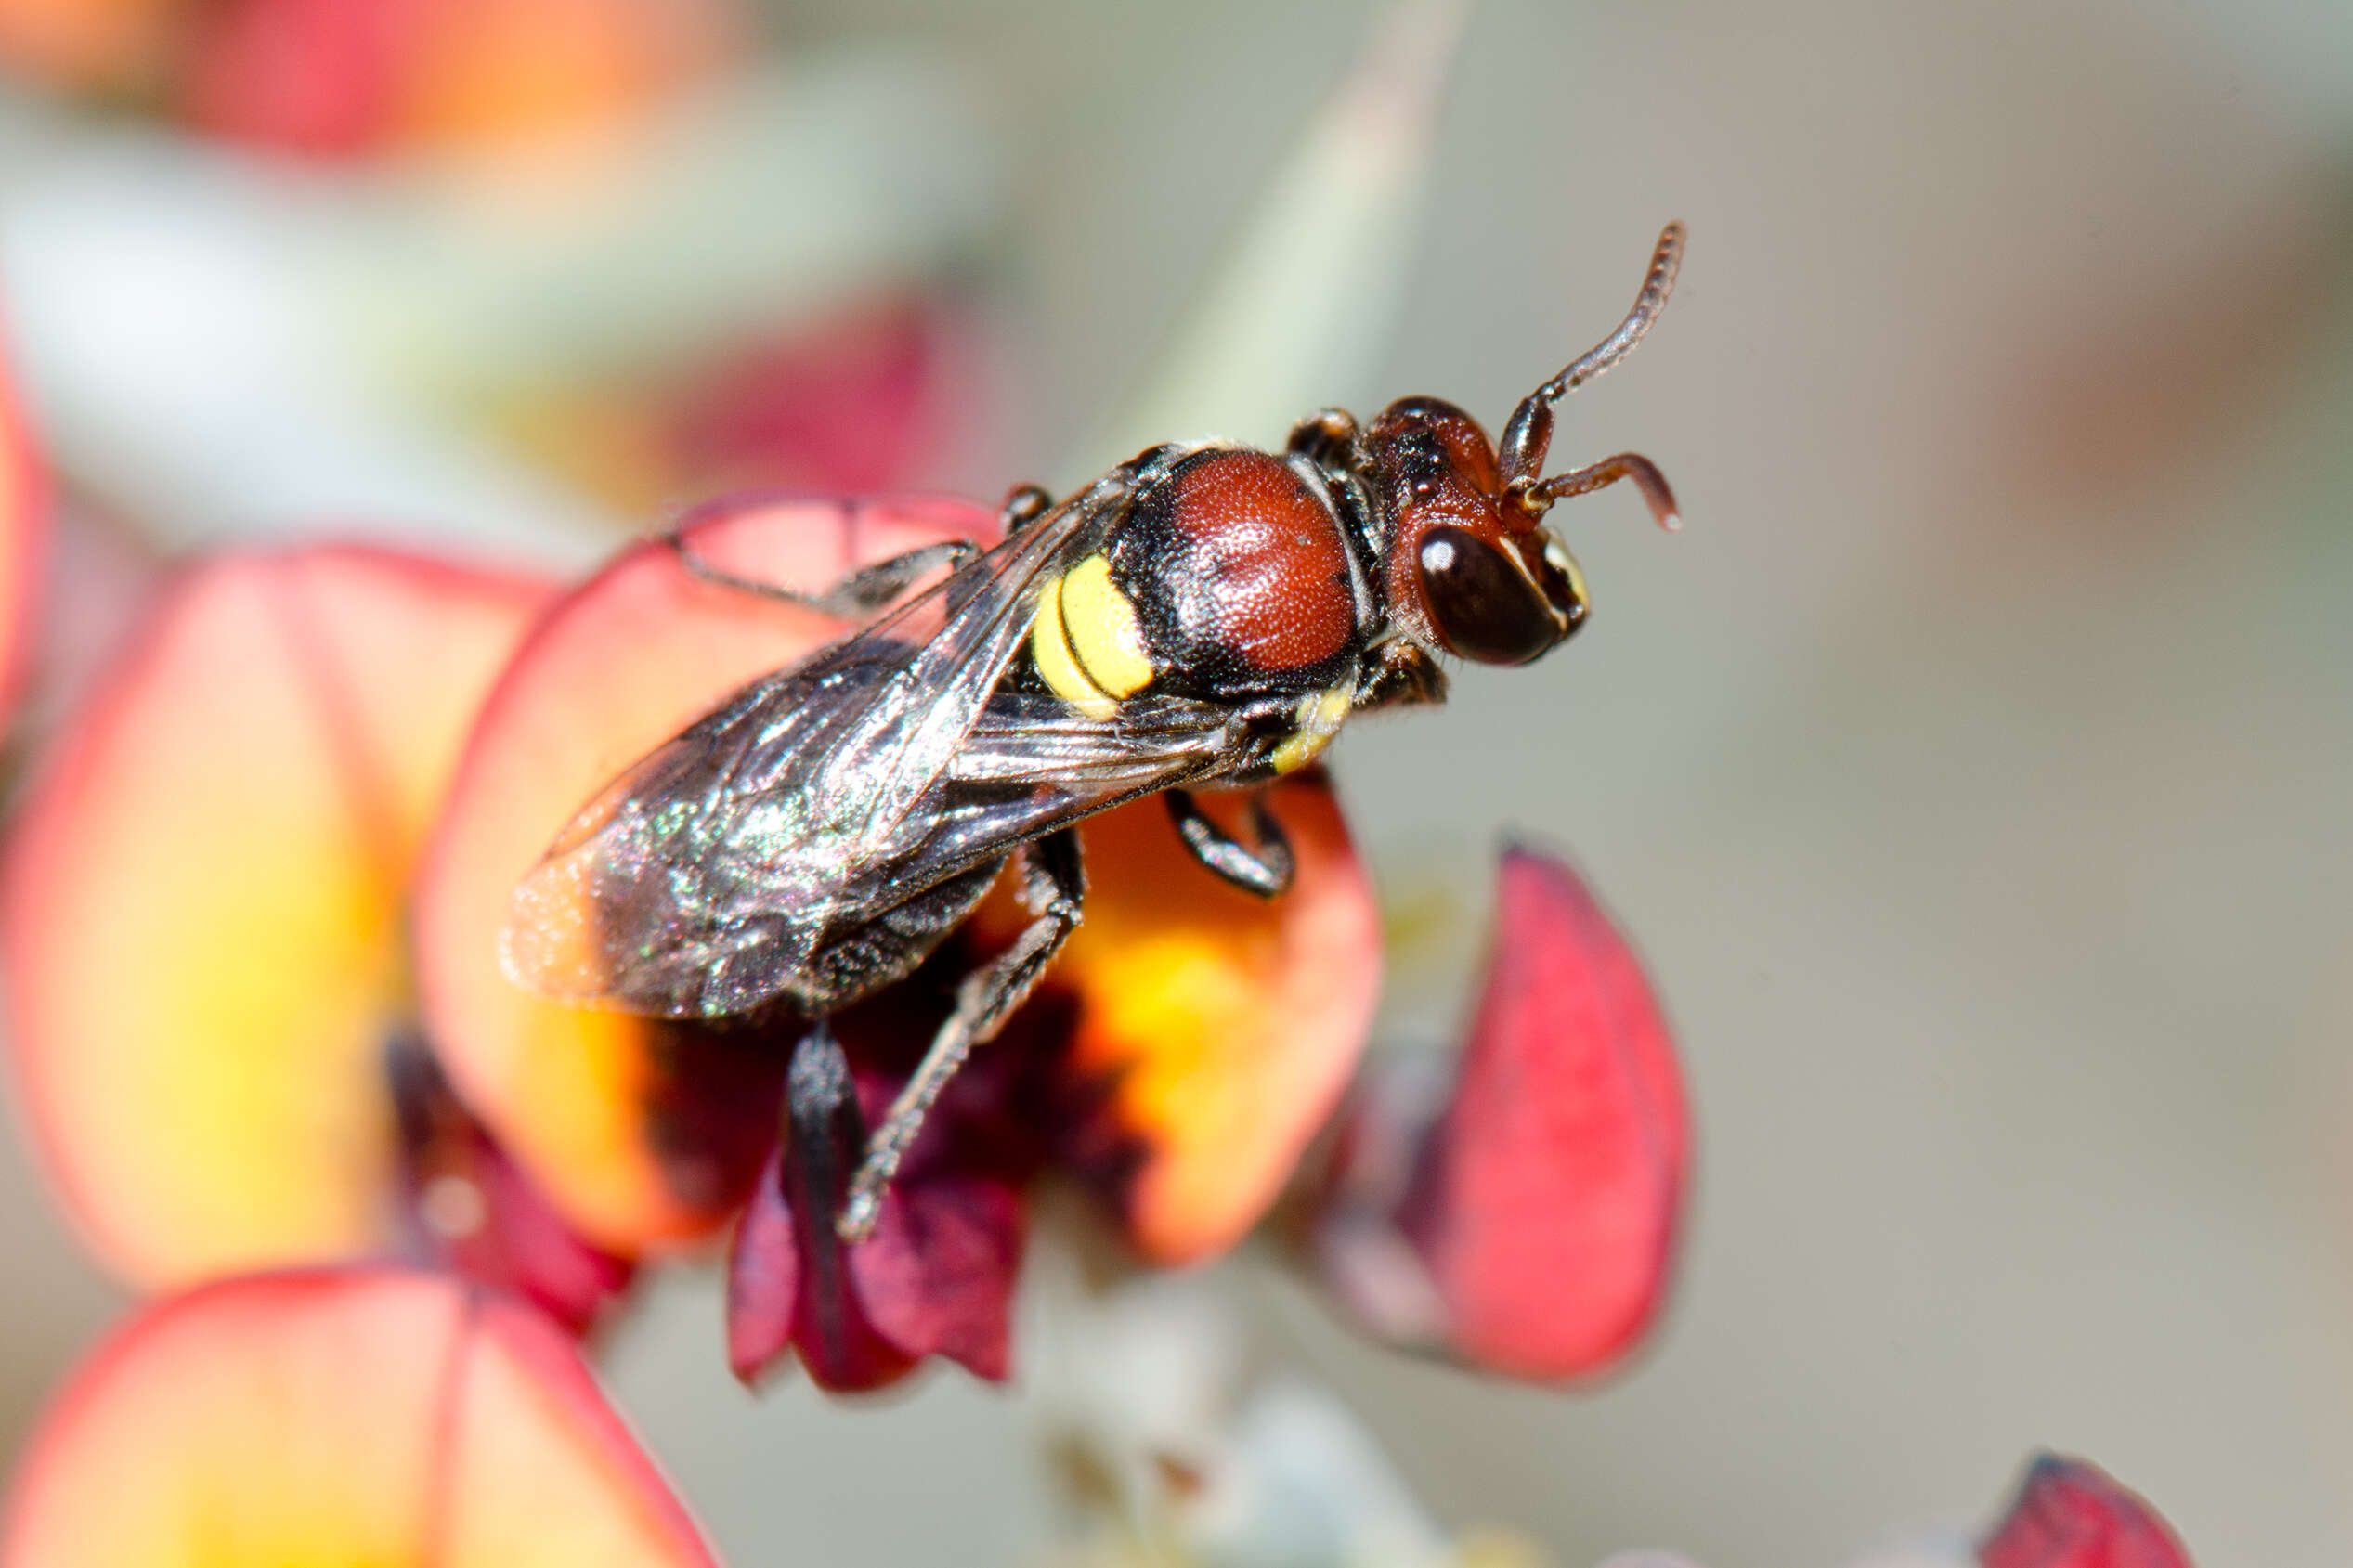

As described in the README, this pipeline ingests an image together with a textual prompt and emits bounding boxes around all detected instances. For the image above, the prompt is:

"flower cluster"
[2,473,1691,1393]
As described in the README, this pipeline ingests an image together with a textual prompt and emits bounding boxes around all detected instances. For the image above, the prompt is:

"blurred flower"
[1977,1455,2193,1568]
[0,0,735,158]
[1028,1267,1553,1568]
[0,543,631,1331]
[1031,1273,2194,1568]
[0,49,1000,564]
[0,325,47,729]
[0,1266,715,1565]
[1847,1453,2195,1568]
[501,288,985,528]
[412,493,1382,1391]
[1303,846,1688,1380]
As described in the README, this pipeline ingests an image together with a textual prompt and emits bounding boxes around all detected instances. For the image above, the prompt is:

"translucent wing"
[884,689,1248,878]
[501,480,1232,1018]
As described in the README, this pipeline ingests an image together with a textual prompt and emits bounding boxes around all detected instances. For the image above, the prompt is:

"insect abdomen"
[1031,553,1156,719]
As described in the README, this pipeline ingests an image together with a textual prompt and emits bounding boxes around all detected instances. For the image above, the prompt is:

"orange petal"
[997,774,1380,1264]
[0,1267,715,1566]
[0,326,48,723]
[415,493,997,1251]
[394,0,734,152]
[3,547,553,1289]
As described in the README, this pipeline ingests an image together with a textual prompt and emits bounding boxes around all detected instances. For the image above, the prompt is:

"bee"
[505,224,1686,1242]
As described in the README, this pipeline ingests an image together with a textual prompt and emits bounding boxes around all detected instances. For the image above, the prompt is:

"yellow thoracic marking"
[1058,555,1154,698]
[1269,685,1352,774]
[1031,574,1116,719]
[1031,555,1153,721]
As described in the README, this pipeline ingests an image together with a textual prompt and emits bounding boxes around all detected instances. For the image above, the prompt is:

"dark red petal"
[849,1173,1023,1382]
[724,1147,800,1385]
[1408,845,1688,1379]
[1981,1455,2194,1568]
[453,1133,636,1338]
[794,1262,917,1394]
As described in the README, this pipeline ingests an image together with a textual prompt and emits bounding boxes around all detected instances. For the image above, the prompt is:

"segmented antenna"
[1537,221,1683,400]
[1499,222,1687,511]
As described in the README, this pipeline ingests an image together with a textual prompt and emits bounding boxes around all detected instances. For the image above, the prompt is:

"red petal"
[724,1147,800,1385]
[734,1176,920,1394]
[1981,1455,2194,1568]
[1309,846,1688,1380]
[849,1171,1023,1382]
[1409,846,1688,1379]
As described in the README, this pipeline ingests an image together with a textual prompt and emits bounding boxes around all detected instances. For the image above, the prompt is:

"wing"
[855,688,1247,894]
[502,478,1215,1019]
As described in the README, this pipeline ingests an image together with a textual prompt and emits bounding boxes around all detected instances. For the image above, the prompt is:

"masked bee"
[504,224,1686,1241]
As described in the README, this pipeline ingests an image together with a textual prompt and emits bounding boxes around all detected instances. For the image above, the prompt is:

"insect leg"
[1285,408,1362,471]
[998,484,1055,534]
[1528,452,1682,532]
[670,534,979,616]
[1350,640,1450,713]
[1165,788,1294,898]
[781,1018,868,1361]
[836,829,1086,1243]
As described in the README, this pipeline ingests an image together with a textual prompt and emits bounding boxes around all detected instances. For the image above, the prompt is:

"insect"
[504,223,1687,1243]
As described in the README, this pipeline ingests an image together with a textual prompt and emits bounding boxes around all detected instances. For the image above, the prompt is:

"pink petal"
[669,294,963,498]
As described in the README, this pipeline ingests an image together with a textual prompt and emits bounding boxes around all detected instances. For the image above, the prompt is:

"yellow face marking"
[1543,532,1589,611]
[1269,685,1353,774]
[1030,574,1118,720]
[1058,554,1154,698]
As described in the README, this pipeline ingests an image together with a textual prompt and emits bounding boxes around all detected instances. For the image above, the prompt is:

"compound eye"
[1416,525,1565,665]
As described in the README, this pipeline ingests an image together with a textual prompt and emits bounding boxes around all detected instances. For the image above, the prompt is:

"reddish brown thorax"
[1110,448,1358,693]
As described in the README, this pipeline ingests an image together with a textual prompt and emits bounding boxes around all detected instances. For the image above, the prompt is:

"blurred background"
[2,0,2350,1563]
